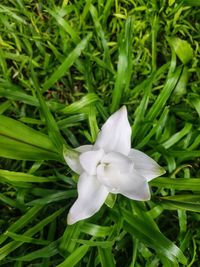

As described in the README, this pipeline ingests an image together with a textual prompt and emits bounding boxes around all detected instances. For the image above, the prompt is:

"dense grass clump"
[0,0,200,266]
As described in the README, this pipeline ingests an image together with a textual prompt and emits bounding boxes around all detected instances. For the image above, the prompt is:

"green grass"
[0,0,200,266]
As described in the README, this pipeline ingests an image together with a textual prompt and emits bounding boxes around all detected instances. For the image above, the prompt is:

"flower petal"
[63,145,93,174]
[79,149,104,175]
[67,172,109,224]
[94,106,131,155]
[101,151,133,173]
[76,145,93,153]
[97,165,150,201]
[129,149,166,182]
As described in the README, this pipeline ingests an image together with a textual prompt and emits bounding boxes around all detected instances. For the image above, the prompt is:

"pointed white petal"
[129,149,166,182]
[97,165,150,201]
[63,145,93,174]
[94,106,131,155]
[79,149,104,175]
[67,173,109,224]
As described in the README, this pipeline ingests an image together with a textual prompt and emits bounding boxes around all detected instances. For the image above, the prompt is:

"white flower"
[64,106,165,225]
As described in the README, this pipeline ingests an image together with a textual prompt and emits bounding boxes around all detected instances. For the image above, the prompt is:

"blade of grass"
[43,33,92,91]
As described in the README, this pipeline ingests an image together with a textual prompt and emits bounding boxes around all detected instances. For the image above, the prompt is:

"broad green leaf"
[0,134,60,161]
[0,115,56,152]
[0,169,54,183]
[170,37,193,64]
[0,115,61,161]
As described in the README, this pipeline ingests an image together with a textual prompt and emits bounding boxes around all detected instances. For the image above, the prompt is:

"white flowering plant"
[0,2,199,266]
[64,106,165,224]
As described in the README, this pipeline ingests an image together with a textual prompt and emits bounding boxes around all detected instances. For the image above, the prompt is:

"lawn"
[0,0,200,266]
